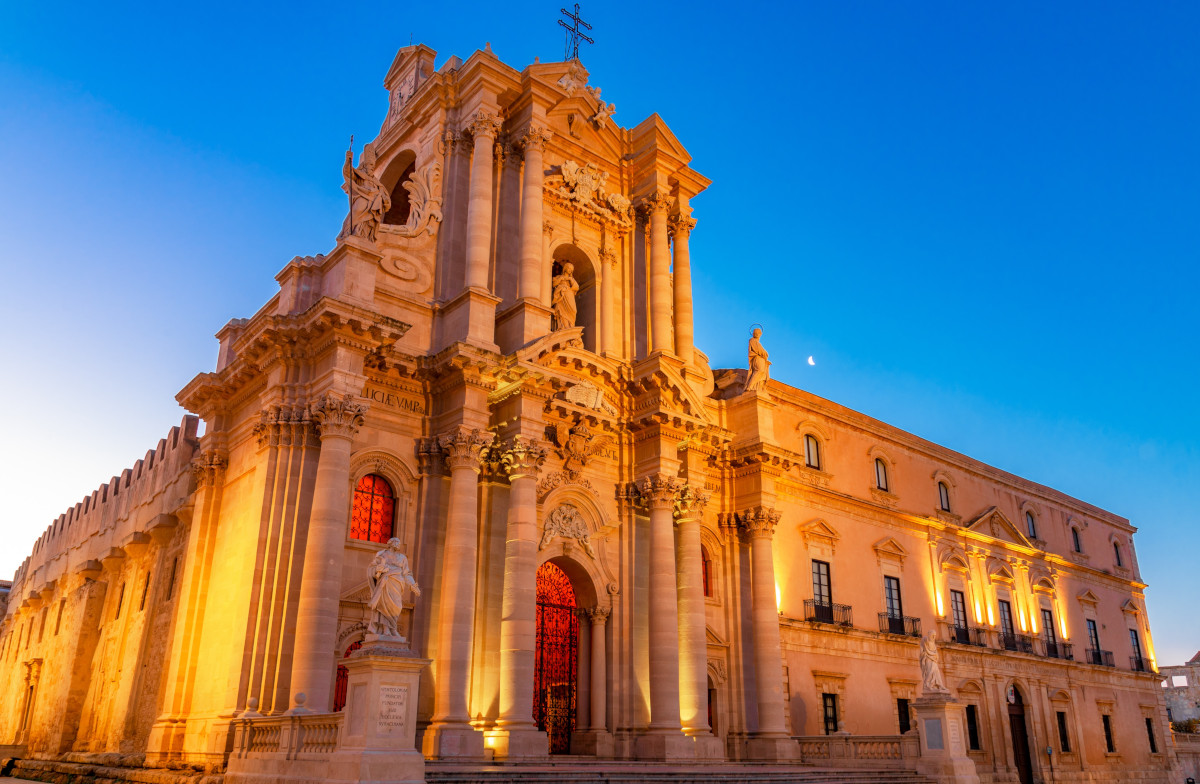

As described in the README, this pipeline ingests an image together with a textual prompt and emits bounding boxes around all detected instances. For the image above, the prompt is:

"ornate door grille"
[333,639,363,712]
[534,561,578,754]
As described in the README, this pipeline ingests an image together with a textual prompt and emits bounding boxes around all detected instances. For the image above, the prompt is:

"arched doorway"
[1007,685,1034,784]
[534,561,579,754]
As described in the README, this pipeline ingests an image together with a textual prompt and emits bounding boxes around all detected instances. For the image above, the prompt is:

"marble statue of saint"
[367,538,420,639]
[745,327,770,393]
[919,631,949,694]
[552,262,580,330]
[342,144,392,243]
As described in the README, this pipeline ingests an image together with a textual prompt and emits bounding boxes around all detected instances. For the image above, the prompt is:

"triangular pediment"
[873,536,908,563]
[341,580,371,605]
[1121,599,1141,616]
[801,519,840,543]
[966,506,1033,548]
[705,627,727,646]
[1077,589,1101,606]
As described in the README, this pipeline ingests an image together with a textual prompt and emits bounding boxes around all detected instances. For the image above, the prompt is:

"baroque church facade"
[0,44,1184,783]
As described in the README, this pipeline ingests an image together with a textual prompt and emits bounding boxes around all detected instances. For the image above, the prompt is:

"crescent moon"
[808,356,816,366]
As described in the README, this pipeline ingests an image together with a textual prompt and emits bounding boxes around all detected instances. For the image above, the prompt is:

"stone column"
[423,428,493,758]
[674,485,721,756]
[741,506,796,760]
[490,437,548,758]
[518,128,551,302]
[636,474,692,760]
[587,608,609,731]
[599,248,615,354]
[289,393,365,713]
[465,113,502,291]
[541,221,554,305]
[644,192,673,354]
[670,215,696,364]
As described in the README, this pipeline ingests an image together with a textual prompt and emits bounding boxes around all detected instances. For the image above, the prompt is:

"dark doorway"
[1007,686,1034,784]
[534,561,579,754]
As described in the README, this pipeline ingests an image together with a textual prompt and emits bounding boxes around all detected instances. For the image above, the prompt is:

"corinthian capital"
[637,191,673,217]
[638,473,681,510]
[191,450,228,489]
[740,505,781,540]
[501,436,547,479]
[674,484,710,522]
[438,428,495,473]
[310,394,367,440]
[585,606,610,625]
[519,125,553,155]
[668,214,696,239]
[465,111,503,141]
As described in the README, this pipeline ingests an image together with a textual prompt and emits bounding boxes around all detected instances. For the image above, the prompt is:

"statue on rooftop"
[745,327,770,393]
[367,537,420,639]
[342,143,392,243]
[552,262,580,331]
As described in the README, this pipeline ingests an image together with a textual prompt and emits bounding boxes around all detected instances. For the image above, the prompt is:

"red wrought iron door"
[534,561,578,754]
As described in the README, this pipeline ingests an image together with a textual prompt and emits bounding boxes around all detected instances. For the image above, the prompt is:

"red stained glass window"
[351,474,394,543]
[333,639,364,712]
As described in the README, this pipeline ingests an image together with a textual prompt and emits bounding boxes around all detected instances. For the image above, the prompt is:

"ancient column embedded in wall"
[587,607,609,730]
[519,128,551,302]
[289,393,365,713]
[491,437,549,758]
[670,214,697,365]
[465,112,502,291]
[423,427,493,759]
[674,485,712,739]
[740,505,796,760]
[644,192,674,354]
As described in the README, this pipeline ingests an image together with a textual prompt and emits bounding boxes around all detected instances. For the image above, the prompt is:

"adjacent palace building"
[0,44,1188,784]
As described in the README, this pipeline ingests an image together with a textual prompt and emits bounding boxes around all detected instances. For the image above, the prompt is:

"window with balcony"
[1130,629,1147,671]
[950,589,969,642]
[879,575,918,635]
[812,559,831,619]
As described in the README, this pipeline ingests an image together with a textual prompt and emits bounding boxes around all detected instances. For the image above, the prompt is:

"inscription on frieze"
[377,684,408,735]
[362,386,425,415]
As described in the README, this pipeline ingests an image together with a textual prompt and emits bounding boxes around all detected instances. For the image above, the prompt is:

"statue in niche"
[367,537,420,639]
[745,327,771,393]
[341,143,392,243]
[919,631,950,695]
[552,262,580,330]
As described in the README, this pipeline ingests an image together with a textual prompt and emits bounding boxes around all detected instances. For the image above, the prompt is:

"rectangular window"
[965,704,981,750]
[1072,528,1082,553]
[805,435,821,470]
[998,599,1015,637]
[1041,609,1057,645]
[884,576,903,617]
[1146,717,1158,753]
[950,590,968,629]
[822,693,839,735]
[1102,714,1115,753]
[897,698,911,734]
[1087,619,1101,652]
[1129,629,1143,659]
[812,560,832,605]
[1056,710,1071,752]
[1114,542,1123,567]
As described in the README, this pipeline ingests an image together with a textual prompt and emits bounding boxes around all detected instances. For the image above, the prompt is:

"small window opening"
[805,435,821,470]
[875,458,889,492]
[938,481,951,512]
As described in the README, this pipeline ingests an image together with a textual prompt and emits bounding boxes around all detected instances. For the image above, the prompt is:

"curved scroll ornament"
[401,161,443,236]
[539,504,596,559]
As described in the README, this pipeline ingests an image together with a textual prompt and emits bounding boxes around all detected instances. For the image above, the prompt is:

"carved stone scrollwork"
[465,112,503,141]
[520,126,553,155]
[191,450,228,489]
[501,437,547,480]
[310,394,367,441]
[708,658,728,685]
[637,474,680,510]
[674,484,710,523]
[739,505,781,540]
[399,161,443,236]
[438,428,495,473]
[539,504,596,559]
[638,191,673,217]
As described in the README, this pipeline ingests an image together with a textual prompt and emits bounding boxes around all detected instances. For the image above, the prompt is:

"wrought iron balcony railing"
[949,625,988,647]
[804,599,854,627]
[1041,641,1074,660]
[999,632,1035,654]
[1130,656,1152,672]
[1085,648,1115,667]
[878,612,921,637]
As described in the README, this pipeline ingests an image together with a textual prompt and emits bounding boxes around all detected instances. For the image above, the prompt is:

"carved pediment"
[873,536,908,564]
[341,580,372,605]
[1076,589,1101,606]
[801,518,841,551]
[966,507,1033,548]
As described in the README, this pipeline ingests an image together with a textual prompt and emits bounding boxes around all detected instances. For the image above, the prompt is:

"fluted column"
[424,427,493,758]
[492,437,548,757]
[670,215,696,364]
[599,247,615,354]
[641,474,682,731]
[465,112,502,291]
[675,485,710,736]
[289,393,365,712]
[541,221,554,305]
[587,607,609,730]
[518,128,551,302]
[643,192,673,353]
[741,506,789,738]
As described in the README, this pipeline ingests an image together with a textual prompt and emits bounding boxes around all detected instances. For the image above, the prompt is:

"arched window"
[351,474,395,543]
[1025,511,1038,539]
[701,546,713,597]
[875,458,889,491]
[333,640,364,712]
[1071,527,1083,553]
[938,481,951,513]
[383,160,416,226]
[1113,541,1123,567]
[805,435,822,470]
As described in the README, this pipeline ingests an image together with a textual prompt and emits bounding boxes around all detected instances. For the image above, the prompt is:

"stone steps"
[426,762,935,784]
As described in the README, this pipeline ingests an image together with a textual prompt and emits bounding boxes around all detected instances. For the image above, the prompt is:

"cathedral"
[0,42,1186,784]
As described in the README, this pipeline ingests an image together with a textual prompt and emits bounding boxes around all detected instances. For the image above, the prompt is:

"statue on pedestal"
[919,631,950,695]
[367,537,420,639]
[746,327,770,393]
[342,143,392,243]
[552,262,579,330]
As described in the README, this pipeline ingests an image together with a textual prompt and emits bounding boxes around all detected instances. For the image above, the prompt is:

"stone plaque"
[924,717,944,750]
[378,684,408,735]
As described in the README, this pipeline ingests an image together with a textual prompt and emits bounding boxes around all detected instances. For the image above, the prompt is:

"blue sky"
[1,2,1196,664]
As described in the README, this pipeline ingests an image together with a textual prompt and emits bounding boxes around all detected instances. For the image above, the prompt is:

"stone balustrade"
[793,734,920,767]
[230,713,343,762]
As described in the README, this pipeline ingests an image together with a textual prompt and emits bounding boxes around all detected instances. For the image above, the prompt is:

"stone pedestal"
[494,299,553,353]
[437,287,500,354]
[744,736,799,761]
[571,729,614,758]
[636,730,696,761]
[329,640,430,784]
[912,695,981,784]
[689,733,725,759]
